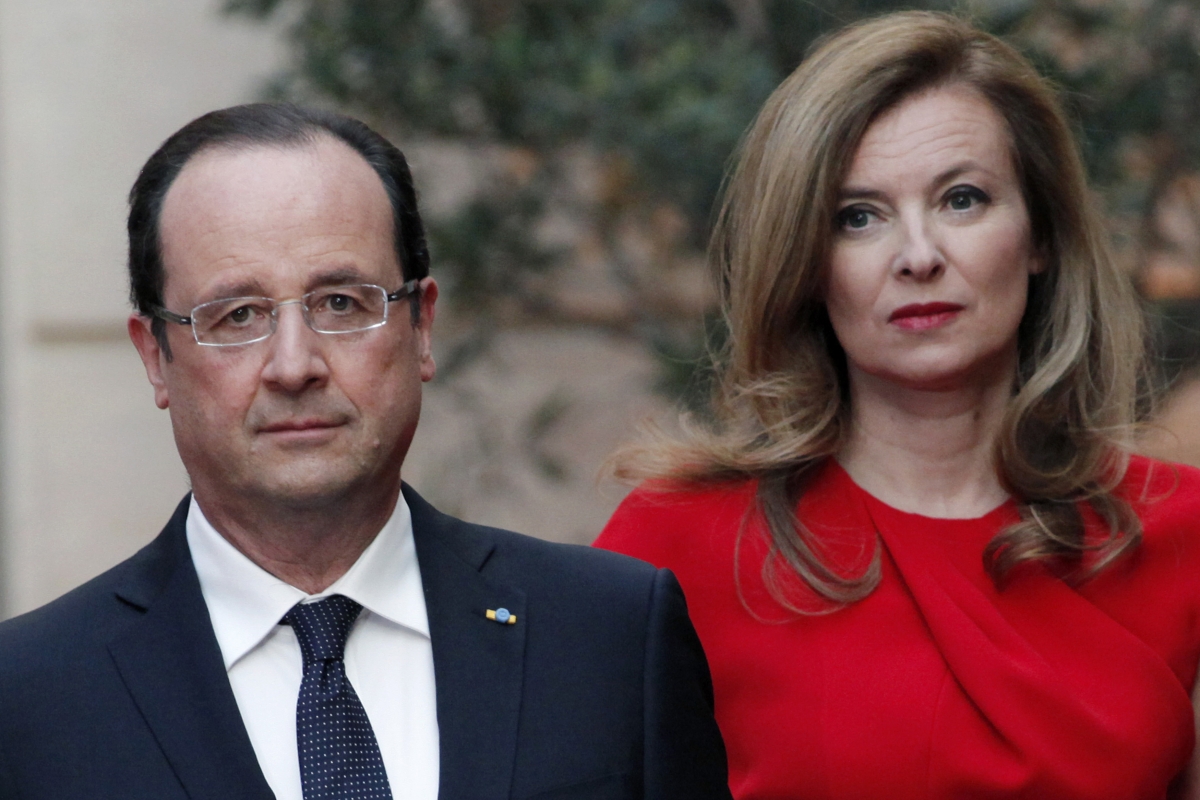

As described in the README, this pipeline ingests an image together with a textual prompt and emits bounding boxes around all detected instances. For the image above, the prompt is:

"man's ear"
[415,277,438,383]
[128,314,171,409]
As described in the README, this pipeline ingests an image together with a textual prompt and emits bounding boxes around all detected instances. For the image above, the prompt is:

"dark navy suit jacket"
[0,486,731,799]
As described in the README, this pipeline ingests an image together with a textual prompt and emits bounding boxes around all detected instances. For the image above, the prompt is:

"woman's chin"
[854,365,1006,397]
[850,342,1019,395]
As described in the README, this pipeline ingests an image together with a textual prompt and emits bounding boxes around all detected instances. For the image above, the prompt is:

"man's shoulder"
[439,511,659,589]
[0,545,145,661]
[478,520,658,589]
[0,502,185,672]
[404,484,662,604]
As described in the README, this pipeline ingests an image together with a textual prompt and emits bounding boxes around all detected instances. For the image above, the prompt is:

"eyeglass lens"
[190,284,390,345]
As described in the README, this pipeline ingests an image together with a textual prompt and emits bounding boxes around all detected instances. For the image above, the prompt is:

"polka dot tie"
[283,595,393,799]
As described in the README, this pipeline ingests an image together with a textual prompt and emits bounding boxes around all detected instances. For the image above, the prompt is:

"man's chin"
[237,464,394,512]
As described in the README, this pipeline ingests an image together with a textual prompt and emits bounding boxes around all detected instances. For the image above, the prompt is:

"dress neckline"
[827,457,1016,526]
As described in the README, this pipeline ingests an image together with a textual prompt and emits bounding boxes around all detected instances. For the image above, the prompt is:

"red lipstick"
[888,302,963,330]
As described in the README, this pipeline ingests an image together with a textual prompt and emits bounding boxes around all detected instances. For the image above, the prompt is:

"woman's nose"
[892,216,945,281]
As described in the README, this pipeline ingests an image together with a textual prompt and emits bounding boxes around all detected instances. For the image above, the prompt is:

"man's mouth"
[258,417,347,435]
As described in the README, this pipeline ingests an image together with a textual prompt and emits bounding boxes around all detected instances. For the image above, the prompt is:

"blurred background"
[1,0,1198,618]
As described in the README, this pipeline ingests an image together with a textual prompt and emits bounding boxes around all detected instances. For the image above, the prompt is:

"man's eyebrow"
[306,267,373,289]
[199,267,380,303]
[203,279,269,301]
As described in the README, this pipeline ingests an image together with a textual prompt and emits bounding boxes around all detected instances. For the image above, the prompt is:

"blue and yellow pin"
[486,607,517,625]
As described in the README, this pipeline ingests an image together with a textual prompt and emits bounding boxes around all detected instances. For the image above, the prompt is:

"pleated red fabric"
[594,455,1200,799]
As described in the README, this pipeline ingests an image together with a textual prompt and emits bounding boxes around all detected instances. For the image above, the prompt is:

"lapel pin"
[486,607,517,625]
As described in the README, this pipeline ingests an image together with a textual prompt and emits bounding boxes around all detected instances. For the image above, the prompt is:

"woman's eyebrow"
[838,187,889,202]
[928,162,993,190]
[839,162,995,202]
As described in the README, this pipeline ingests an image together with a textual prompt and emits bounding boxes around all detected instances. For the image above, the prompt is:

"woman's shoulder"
[1120,454,1200,523]
[593,478,757,566]
[1109,455,1200,564]
[609,477,759,518]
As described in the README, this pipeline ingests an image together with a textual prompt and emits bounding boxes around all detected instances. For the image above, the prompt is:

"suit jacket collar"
[108,495,275,800]
[405,484,528,800]
[105,487,528,800]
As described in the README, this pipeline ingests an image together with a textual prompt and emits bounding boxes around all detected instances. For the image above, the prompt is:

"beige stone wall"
[0,0,287,616]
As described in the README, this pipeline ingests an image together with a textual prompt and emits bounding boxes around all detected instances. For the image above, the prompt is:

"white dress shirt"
[187,494,439,800]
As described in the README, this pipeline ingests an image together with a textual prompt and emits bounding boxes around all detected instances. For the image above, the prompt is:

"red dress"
[594,455,1200,799]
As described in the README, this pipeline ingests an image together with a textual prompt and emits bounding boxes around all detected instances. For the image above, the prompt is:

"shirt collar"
[187,492,429,671]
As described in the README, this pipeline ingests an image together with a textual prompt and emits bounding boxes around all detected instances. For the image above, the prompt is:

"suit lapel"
[107,497,274,800]
[406,485,527,800]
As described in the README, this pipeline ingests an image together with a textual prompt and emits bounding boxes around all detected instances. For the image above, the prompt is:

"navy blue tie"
[284,595,393,799]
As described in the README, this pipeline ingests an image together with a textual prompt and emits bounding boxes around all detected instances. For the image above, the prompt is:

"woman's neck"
[837,364,1013,518]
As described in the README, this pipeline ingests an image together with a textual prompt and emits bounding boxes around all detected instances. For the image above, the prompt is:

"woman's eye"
[946,186,989,211]
[836,206,874,231]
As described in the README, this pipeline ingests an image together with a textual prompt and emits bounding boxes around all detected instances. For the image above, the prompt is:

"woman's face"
[825,83,1041,393]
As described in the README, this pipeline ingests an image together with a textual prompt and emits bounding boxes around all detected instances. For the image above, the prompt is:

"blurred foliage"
[996,1,1200,387]
[227,0,1200,395]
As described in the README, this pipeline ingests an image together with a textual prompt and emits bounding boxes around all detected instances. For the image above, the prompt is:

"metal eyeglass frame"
[151,280,420,346]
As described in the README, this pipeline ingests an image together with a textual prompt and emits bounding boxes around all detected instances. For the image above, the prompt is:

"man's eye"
[320,293,361,314]
[946,185,989,211]
[836,206,874,231]
[225,305,258,326]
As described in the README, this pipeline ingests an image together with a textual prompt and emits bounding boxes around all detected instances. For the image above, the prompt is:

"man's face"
[129,137,437,514]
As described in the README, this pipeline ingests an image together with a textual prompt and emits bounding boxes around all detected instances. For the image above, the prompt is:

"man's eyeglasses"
[152,281,419,346]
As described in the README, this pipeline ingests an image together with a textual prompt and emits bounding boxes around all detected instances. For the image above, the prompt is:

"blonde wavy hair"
[614,11,1149,607]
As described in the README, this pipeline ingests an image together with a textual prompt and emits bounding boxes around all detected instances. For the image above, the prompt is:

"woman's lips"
[888,302,964,330]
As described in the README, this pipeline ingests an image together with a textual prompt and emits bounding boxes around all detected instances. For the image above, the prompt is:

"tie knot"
[284,594,363,664]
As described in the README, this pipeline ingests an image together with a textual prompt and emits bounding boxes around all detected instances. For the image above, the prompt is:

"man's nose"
[260,302,330,393]
[891,215,945,281]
